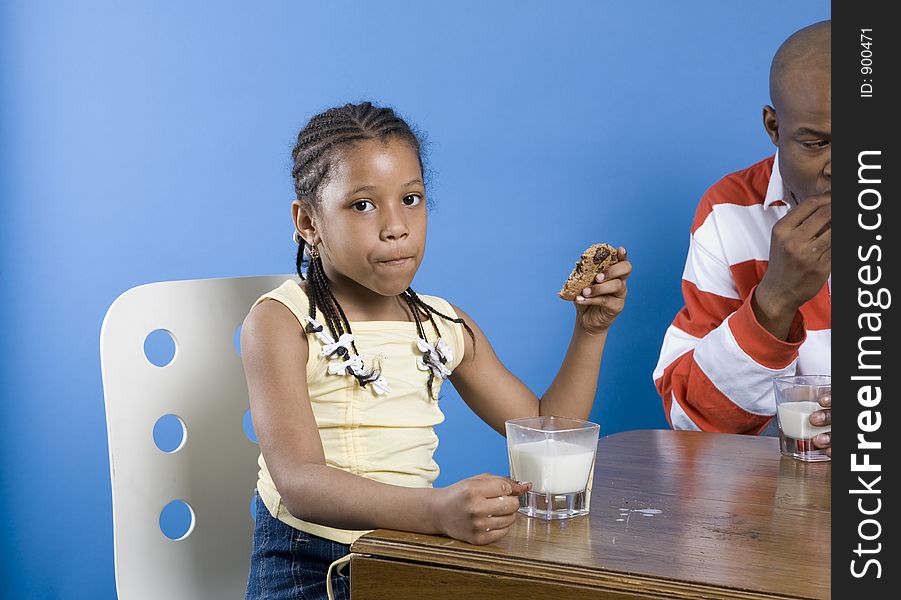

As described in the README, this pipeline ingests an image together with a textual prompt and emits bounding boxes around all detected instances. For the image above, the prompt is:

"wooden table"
[350,430,830,599]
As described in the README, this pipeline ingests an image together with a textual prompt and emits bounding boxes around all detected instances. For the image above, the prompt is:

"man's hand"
[753,192,831,340]
[810,392,831,458]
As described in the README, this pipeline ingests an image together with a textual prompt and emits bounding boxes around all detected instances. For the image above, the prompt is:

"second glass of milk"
[773,375,831,462]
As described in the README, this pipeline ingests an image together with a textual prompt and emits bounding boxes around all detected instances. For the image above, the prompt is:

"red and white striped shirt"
[653,154,831,434]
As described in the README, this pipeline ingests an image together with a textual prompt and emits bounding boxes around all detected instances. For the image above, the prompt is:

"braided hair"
[290,101,474,398]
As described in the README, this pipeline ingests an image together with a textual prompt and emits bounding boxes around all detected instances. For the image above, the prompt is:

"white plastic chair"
[101,275,294,599]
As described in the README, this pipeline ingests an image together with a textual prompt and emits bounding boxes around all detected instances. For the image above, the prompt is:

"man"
[653,20,831,455]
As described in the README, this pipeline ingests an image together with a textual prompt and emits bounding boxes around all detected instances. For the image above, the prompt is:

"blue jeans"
[246,492,351,600]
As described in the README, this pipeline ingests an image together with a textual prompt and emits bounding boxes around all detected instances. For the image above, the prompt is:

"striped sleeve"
[653,195,806,434]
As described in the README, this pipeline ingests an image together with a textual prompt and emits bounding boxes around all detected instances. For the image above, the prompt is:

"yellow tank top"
[252,279,465,544]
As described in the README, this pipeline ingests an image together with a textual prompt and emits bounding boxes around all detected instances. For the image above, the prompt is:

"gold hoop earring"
[309,244,320,259]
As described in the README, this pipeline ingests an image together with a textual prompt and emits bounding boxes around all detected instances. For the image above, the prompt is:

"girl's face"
[302,138,427,297]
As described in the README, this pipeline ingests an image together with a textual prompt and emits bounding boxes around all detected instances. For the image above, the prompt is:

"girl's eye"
[352,200,375,212]
[402,194,422,206]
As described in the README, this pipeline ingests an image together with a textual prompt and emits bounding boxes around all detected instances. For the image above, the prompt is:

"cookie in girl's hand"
[558,243,620,300]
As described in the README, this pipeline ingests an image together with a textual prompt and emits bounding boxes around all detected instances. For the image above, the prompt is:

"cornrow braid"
[304,248,381,387]
[290,101,469,398]
[401,292,441,400]
[406,288,476,346]
[305,256,341,341]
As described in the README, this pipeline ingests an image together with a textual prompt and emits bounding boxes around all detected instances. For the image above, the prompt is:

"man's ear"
[292,200,320,246]
[762,105,780,145]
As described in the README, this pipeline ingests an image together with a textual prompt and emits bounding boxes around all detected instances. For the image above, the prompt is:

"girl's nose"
[380,205,409,241]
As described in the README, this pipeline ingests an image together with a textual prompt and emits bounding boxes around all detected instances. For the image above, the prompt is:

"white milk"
[510,439,595,494]
[777,401,830,440]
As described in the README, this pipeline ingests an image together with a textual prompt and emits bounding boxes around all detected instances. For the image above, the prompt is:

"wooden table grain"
[350,430,830,599]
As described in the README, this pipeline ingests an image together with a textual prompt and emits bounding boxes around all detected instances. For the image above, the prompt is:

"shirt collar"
[763,150,785,209]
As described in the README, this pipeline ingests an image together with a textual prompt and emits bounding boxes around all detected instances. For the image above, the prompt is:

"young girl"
[242,101,632,600]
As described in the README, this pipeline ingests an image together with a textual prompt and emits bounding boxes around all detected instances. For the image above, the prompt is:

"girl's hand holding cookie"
[573,247,631,335]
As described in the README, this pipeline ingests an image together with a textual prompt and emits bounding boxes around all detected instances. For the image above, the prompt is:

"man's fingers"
[810,409,830,427]
[812,432,831,449]
[812,227,832,264]
[812,226,832,250]
[778,193,830,227]
[796,204,832,239]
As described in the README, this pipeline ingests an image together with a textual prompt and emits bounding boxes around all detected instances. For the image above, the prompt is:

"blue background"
[1,1,829,597]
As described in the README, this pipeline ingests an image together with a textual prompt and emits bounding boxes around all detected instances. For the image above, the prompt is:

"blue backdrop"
[1,1,830,597]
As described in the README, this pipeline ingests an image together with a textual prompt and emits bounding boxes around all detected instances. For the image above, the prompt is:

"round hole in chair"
[144,329,177,367]
[159,499,195,541]
[243,408,258,444]
[153,414,187,453]
[234,324,243,356]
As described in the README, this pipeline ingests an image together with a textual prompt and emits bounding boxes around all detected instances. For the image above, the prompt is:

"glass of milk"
[773,375,831,462]
[505,416,600,520]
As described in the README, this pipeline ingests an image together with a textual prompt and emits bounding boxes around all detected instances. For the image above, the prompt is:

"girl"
[242,101,632,600]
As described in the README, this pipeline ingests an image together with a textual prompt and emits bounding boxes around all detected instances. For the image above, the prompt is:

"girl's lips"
[377,257,413,266]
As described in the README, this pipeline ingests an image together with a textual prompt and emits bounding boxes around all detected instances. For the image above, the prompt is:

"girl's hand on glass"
[432,474,531,545]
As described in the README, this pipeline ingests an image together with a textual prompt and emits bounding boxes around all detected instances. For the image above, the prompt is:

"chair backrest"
[100,275,294,599]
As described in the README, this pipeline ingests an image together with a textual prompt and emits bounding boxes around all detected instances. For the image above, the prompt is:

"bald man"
[654,21,832,455]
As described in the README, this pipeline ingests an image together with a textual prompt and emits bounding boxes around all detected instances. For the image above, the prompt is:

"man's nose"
[823,152,831,179]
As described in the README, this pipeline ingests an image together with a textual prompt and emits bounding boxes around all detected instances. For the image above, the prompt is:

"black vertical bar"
[833,1,898,597]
